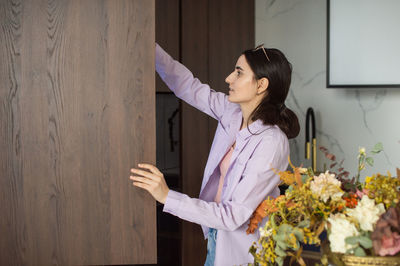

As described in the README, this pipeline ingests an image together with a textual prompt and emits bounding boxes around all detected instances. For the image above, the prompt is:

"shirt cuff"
[162,189,183,214]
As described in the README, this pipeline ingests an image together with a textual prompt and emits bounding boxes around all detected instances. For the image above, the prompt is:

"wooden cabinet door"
[0,0,156,265]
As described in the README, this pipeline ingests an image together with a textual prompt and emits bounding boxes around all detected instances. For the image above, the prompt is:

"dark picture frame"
[327,0,400,88]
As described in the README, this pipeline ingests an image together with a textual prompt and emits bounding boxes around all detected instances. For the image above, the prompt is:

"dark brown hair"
[242,46,300,139]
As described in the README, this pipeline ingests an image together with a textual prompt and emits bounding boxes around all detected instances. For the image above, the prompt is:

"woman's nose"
[225,73,232,84]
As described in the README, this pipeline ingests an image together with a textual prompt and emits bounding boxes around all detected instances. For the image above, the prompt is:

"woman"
[130,43,300,265]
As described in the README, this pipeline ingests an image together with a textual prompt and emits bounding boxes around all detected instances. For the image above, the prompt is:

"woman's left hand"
[130,163,170,204]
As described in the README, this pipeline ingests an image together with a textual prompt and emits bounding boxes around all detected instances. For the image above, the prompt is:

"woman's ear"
[257,77,269,95]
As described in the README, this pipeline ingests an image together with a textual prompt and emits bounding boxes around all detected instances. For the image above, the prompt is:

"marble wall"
[256,0,400,179]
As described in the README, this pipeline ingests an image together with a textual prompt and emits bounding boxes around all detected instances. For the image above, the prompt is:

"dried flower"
[371,205,400,256]
[344,193,358,208]
[310,171,344,203]
[327,213,360,253]
[378,233,400,256]
[248,144,400,265]
[299,167,308,174]
[364,173,400,208]
[359,147,366,156]
[259,227,273,238]
[355,188,369,199]
[347,195,385,231]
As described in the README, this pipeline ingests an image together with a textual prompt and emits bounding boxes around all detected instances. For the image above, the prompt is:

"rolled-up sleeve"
[155,43,229,121]
[162,133,289,231]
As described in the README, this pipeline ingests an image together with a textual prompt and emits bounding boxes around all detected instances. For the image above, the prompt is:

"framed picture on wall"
[327,0,400,88]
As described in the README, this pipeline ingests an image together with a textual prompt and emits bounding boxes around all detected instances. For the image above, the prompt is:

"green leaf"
[358,236,372,249]
[354,247,366,257]
[276,256,284,266]
[270,213,277,228]
[273,233,285,242]
[343,182,357,191]
[275,246,287,257]
[365,157,374,167]
[276,239,288,250]
[293,228,304,241]
[309,168,315,176]
[301,174,310,184]
[345,236,360,245]
[345,248,354,255]
[278,224,293,234]
[371,142,383,153]
[297,220,310,228]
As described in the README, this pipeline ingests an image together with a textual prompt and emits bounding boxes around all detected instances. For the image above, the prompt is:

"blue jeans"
[204,228,218,266]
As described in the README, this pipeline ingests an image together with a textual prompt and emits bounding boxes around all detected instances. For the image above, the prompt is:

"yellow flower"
[364,173,400,208]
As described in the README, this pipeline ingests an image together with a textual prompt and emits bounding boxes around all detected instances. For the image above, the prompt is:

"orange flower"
[343,193,358,208]
[271,156,304,188]
[286,199,297,209]
[246,198,271,234]
[277,170,296,186]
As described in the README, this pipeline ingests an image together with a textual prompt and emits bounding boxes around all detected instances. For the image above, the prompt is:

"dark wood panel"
[0,0,25,264]
[181,0,209,265]
[208,0,255,140]
[106,1,156,264]
[155,1,182,265]
[0,0,156,265]
[209,0,255,95]
[155,0,179,93]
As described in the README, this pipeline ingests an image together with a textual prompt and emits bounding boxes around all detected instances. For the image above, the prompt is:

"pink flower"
[355,188,369,198]
[378,232,400,256]
[371,205,400,256]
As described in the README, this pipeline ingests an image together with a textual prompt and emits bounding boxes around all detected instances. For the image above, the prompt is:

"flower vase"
[340,254,400,265]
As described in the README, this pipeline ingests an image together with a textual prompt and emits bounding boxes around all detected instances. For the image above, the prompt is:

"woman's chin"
[228,96,240,104]
[228,91,236,102]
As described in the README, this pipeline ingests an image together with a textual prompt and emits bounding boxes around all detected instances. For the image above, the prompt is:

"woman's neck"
[239,101,258,130]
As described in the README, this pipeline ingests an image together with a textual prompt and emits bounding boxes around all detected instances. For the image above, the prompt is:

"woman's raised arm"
[156,43,230,121]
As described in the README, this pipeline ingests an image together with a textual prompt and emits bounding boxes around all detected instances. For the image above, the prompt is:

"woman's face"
[225,55,259,104]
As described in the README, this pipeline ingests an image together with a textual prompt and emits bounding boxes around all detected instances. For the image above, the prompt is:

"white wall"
[256,0,400,179]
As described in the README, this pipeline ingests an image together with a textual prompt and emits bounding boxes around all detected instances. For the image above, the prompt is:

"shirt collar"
[235,118,273,140]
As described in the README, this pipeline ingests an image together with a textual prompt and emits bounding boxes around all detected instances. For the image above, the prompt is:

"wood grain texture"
[208,0,255,139]
[0,0,156,265]
[155,0,179,93]
[181,0,210,265]
[0,0,25,265]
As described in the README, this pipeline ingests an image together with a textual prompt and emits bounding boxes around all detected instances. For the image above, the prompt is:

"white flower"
[259,226,272,238]
[359,147,366,155]
[347,195,385,231]
[327,213,359,253]
[310,171,344,203]
[299,168,308,174]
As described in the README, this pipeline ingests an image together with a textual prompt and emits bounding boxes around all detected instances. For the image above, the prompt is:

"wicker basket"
[341,255,400,266]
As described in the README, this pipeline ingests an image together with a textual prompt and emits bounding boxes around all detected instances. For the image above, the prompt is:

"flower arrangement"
[246,143,400,266]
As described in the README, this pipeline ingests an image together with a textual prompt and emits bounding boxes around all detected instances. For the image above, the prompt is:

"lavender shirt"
[156,44,290,266]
